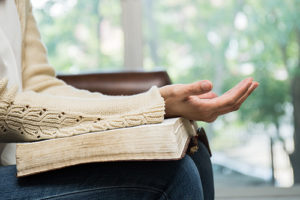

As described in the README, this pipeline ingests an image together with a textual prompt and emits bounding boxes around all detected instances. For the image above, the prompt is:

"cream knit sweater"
[0,0,165,142]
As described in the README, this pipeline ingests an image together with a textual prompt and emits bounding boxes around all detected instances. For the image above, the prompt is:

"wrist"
[159,87,178,118]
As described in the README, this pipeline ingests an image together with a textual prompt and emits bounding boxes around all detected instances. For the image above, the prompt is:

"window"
[32,0,123,73]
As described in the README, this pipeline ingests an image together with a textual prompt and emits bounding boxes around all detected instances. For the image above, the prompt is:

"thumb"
[179,80,213,97]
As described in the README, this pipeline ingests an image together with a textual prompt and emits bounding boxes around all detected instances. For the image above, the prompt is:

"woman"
[0,0,258,199]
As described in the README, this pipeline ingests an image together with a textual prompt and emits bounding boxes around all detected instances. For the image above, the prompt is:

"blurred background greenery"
[32,0,300,188]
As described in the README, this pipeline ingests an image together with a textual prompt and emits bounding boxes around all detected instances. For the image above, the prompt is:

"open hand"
[159,78,259,122]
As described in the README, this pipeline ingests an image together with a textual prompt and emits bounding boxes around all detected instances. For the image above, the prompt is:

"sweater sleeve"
[0,78,165,142]
[0,1,165,143]
[21,0,107,98]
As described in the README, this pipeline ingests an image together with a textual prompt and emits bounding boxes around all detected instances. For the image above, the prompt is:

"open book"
[16,117,197,177]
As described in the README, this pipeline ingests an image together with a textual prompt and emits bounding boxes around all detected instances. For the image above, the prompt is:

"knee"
[177,155,202,186]
[167,155,204,199]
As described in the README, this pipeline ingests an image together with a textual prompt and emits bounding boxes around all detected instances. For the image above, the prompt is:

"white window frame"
[121,0,143,69]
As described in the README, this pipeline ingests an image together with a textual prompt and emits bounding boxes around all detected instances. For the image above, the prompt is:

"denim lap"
[0,154,207,200]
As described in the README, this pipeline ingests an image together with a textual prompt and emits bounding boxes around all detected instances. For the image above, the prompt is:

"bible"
[16,117,197,177]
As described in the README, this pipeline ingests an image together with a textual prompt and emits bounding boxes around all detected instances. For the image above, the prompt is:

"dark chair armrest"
[57,70,171,95]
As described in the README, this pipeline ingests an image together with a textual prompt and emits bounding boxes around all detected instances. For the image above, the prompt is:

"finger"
[197,91,218,99]
[215,77,253,108]
[224,77,253,96]
[215,81,259,115]
[176,80,213,97]
[194,78,252,112]
[236,81,259,105]
[187,78,256,121]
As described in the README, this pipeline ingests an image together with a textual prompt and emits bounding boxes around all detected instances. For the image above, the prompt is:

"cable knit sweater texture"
[0,0,165,142]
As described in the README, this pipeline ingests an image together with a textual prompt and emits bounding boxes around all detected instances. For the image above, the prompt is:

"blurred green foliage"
[143,0,299,135]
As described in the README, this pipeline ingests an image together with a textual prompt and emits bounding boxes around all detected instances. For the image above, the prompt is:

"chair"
[57,70,171,95]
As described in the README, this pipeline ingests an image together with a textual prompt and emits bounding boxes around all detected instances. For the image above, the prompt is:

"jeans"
[0,142,214,200]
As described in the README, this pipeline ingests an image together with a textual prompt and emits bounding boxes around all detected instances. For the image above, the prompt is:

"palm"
[159,78,259,122]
